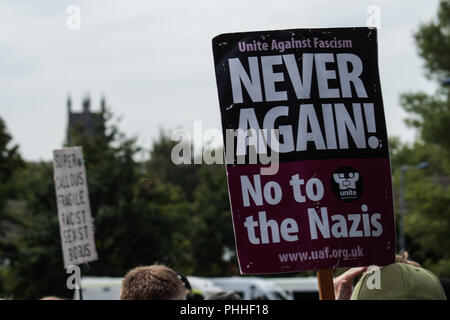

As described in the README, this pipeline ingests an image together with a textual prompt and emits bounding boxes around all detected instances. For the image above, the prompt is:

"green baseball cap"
[351,263,447,300]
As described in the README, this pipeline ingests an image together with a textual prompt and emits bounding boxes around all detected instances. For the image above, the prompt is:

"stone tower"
[67,95,106,144]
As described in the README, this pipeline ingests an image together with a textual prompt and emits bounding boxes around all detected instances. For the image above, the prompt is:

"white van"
[74,277,122,300]
[267,277,319,300]
[75,276,223,300]
[210,277,293,300]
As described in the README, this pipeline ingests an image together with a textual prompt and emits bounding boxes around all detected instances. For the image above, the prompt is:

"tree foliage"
[0,108,238,299]
[414,0,450,80]
[0,116,24,297]
[0,117,24,209]
[146,130,201,201]
[393,0,450,277]
[190,163,238,276]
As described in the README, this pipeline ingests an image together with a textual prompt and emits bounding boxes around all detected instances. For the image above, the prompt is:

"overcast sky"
[0,0,440,161]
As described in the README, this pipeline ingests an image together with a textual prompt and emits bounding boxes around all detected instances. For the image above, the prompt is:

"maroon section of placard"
[226,158,395,274]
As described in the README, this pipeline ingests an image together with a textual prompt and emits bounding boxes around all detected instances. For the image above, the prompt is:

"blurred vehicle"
[75,275,223,300]
[186,276,223,298]
[210,277,293,300]
[266,277,319,300]
[74,277,122,300]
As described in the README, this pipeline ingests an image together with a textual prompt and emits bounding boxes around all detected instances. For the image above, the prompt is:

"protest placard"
[53,146,98,268]
[212,27,395,275]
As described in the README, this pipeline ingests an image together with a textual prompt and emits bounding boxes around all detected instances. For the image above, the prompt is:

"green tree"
[0,116,24,213]
[146,130,201,201]
[1,108,196,298]
[1,161,66,299]
[400,0,450,150]
[0,116,24,297]
[67,110,196,277]
[145,133,240,276]
[394,0,450,277]
[144,130,235,274]
[190,163,238,276]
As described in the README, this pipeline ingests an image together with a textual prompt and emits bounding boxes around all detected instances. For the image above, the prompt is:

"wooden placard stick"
[317,269,335,300]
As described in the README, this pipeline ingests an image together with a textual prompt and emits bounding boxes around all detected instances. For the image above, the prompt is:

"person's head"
[351,262,446,300]
[120,264,186,300]
[176,272,203,300]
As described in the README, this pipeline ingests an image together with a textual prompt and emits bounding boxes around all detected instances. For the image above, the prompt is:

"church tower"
[66,95,106,144]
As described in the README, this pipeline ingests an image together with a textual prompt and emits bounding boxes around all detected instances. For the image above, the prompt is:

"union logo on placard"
[331,167,364,202]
